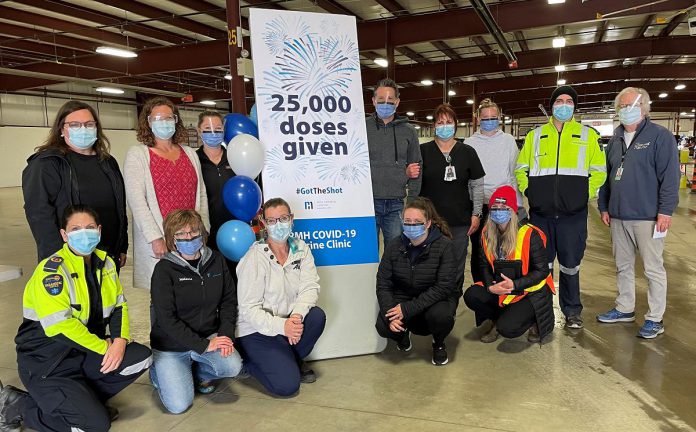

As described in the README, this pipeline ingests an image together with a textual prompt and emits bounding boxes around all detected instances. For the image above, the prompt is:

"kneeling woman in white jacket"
[236,198,326,397]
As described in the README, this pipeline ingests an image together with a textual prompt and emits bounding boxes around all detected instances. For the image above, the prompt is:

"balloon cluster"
[216,105,264,262]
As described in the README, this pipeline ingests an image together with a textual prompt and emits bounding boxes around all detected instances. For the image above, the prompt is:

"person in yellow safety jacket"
[464,186,555,344]
[0,205,152,432]
[514,85,607,331]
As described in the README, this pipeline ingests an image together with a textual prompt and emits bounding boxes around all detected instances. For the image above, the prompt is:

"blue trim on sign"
[292,216,379,266]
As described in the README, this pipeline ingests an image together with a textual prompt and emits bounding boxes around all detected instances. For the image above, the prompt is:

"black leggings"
[463,284,536,338]
[375,298,458,345]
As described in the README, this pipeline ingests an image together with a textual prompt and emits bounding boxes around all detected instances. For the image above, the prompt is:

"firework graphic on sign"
[312,133,369,185]
[263,17,312,56]
[265,145,310,182]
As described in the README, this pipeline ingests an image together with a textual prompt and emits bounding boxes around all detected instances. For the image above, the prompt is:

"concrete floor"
[1,186,695,431]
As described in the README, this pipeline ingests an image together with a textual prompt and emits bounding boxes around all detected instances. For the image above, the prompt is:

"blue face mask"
[67,229,101,255]
[68,127,97,149]
[403,223,427,240]
[480,119,499,133]
[267,221,292,243]
[151,120,176,140]
[619,106,642,126]
[435,124,455,140]
[489,209,512,225]
[376,103,396,119]
[201,131,224,147]
[552,104,574,122]
[175,235,204,256]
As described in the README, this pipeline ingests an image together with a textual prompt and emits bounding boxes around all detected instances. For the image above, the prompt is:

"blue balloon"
[224,113,258,142]
[249,103,258,126]
[222,175,262,222]
[216,220,256,262]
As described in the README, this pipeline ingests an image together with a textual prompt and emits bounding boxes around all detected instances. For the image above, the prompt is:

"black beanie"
[550,85,578,109]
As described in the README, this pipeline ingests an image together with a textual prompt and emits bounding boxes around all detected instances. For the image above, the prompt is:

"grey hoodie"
[365,113,422,200]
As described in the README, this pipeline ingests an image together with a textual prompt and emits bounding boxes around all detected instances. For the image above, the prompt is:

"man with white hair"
[597,87,680,339]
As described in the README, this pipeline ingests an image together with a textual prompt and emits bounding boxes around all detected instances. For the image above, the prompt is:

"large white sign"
[250,9,384,358]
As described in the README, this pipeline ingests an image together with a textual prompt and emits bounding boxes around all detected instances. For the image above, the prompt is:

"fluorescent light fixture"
[200,100,216,106]
[224,74,232,80]
[448,90,456,96]
[95,87,124,95]
[692,109,695,112]
[552,37,566,48]
[505,116,511,120]
[459,122,467,126]
[557,79,566,85]
[681,112,688,116]
[244,77,250,82]
[420,79,434,86]
[554,64,566,72]
[548,0,565,4]
[658,92,668,98]
[414,125,421,129]
[406,111,415,116]
[674,83,686,90]
[374,58,388,68]
[95,46,137,58]
[466,99,474,104]
[426,115,434,120]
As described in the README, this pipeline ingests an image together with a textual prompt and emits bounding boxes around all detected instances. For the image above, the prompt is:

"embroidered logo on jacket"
[634,142,651,150]
[291,260,301,270]
[178,277,193,281]
[42,274,64,296]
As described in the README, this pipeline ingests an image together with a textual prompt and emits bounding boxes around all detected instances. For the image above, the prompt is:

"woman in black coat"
[463,186,555,344]
[375,197,457,366]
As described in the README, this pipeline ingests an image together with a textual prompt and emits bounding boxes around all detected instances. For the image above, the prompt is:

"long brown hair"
[483,207,519,259]
[136,96,188,147]
[404,197,452,239]
[35,100,111,160]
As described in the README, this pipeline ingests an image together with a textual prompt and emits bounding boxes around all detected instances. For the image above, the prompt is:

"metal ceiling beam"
[0,22,97,52]
[166,0,228,20]
[594,20,608,44]
[356,0,694,51]
[431,40,461,60]
[438,0,458,10]
[0,39,77,60]
[373,0,408,16]
[395,46,430,64]
[244,0,287,10]
[513,31,529,52]
[659,11,687,36]
[635,13,655,38]
[314,0,356,16]
[471,36,494,56]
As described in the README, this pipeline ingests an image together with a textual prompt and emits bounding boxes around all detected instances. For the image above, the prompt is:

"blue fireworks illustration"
[265,144,310,182]
[263,17,312,56]
[312,133,370,185]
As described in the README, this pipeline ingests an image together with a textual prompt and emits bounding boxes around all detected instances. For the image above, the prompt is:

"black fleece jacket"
[150,248,237,354]
[376,227,457,320]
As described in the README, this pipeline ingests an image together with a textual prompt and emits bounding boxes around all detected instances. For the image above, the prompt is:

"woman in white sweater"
[124,97,209,289]
[236,197,326,397]
[464,98,523,283]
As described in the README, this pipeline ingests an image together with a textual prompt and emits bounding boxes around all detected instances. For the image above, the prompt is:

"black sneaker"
[106,405,119,422]
[431,343,448,366]
[299,361,316,384]
[396,331,412,352]
[566,315,584,329]
[0,380,29,432]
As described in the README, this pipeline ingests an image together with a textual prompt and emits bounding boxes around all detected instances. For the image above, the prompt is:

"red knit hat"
[489,185,518,212]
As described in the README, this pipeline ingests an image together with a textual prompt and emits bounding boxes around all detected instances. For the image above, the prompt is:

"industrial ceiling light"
[406,111,415,116]
[95,87,125,94]
[466,99,474,104]
[557,78,567,85]
[426,115,434,120]
[414,125,421,129]
[421,79,434,86]
[674,83,686,90]
[96,46,137,58]
[224,74,232,80]
[244,77,250,82]
[459,122,467,126]
[555,65,566,72]
[200,100,216,106]
[681,112,688,116]
[548,0,565,4]
[374,58,389,68]
[658,92,668,98]
[552,37,566,48]
[448,90,456,96]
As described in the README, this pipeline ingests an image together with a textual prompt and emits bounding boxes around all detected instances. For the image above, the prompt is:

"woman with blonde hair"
[124,96,209,289]
[375,197,457,366]
[463,186,555,344]
[465,98,523,283]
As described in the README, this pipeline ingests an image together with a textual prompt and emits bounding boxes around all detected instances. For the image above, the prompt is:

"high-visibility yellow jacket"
[515,118,607,217]
[16,244,129,375]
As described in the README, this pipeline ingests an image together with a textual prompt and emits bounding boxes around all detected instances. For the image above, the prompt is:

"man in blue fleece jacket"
[596,87,680,339]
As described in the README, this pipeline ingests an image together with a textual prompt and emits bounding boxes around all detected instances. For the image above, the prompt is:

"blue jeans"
[150,348,243,414]
[374,198,403,246]
[236,307,326,397]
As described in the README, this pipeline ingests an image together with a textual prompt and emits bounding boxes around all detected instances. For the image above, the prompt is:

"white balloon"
[227,133,265,179]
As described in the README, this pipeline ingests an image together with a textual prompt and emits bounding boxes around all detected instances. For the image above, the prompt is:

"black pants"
[469,205,489,283]
[18,342,152,432]
[529,210,587,317]
[463,284,536,339]
[375,299,458,345]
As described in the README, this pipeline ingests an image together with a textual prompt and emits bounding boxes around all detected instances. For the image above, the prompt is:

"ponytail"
[404,197,452,239]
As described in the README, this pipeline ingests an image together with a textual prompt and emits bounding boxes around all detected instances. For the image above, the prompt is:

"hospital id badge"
[614,164,624,181]
[444,165,457,181]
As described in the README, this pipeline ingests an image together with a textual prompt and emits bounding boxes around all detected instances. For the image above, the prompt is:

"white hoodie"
[465,129,522,206]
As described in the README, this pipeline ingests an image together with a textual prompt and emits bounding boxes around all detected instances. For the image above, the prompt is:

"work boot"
[299,361,316,384]
[0,380,28,432]
[480,321,499,343]
[527,324,540,343]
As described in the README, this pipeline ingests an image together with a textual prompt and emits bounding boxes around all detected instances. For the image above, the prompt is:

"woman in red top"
[124,97,209,289]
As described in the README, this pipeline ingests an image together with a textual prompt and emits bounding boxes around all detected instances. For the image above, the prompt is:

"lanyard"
[620,120,647,163]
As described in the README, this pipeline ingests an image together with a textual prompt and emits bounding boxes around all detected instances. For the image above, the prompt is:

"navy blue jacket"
[598,118,680,220]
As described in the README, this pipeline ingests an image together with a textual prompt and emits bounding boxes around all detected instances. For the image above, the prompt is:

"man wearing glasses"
[515,85,607,330]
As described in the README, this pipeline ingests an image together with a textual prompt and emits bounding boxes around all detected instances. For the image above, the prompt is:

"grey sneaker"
[566,315,584,329]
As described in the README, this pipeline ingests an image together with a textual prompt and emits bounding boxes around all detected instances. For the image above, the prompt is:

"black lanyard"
[621,120,648,164]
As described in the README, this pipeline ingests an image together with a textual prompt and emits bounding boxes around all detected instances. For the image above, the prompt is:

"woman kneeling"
[464,186,555,343]
[150,209,242,414]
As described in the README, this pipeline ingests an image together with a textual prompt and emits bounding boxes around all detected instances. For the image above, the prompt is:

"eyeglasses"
[173,229,200,240]
[64,121,97,129]
[264,214,292,225]
[149,114,178,123]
